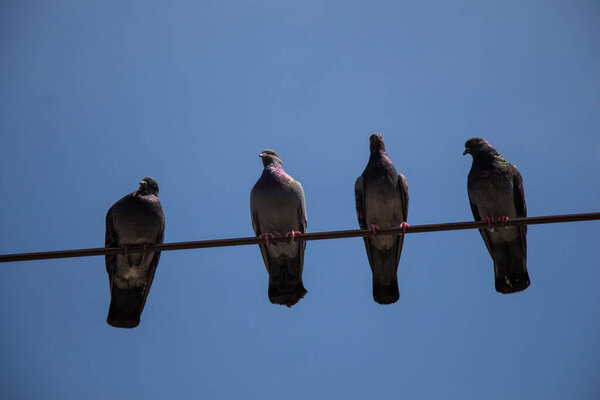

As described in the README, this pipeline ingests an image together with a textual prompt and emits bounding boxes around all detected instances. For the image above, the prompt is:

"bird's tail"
[367,242,401,305]
[373,274,399,305]
[267,257,307,307]
[493,240,529,294]
[107,286,145,328]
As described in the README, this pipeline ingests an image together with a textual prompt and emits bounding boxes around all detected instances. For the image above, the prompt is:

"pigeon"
[464,138,530,294]
[250,150,307,307]
[355,133,409,304]
[105,177,165,328]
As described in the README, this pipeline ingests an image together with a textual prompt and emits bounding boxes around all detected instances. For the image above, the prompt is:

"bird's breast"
[112,198,164,244]
[253,197,301,234]
[363,181,404,225]
[469,170,517,219]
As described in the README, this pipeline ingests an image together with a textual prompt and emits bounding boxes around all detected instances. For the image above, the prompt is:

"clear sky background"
[1,1,599,399]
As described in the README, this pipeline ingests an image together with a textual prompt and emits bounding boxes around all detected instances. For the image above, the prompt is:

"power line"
[1,211,599,263]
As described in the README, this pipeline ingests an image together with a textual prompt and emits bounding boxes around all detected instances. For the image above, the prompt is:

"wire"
[1,212,598,263]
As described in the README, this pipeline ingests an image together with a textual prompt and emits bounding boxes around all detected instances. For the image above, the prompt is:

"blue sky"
[1,1,599,399]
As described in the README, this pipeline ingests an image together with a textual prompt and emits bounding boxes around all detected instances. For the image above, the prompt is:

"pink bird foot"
[285,231,302,242]
[497,216,509,229]
[399,222,410,234]
[368,224,380,234]
[122,244,129,255]
[259,233,275,244]
[484,217,496,232]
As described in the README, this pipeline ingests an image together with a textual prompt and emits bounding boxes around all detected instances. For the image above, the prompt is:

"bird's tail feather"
[373,275,399,305]
[107,286,144,328]
[268,281,307,307]
[368,243,401,305]
[267,257,306,307]
[493,240,529,294]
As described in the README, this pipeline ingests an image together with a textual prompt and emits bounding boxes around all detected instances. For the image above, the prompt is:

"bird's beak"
[463,149,469,156]
[259,153,266,158]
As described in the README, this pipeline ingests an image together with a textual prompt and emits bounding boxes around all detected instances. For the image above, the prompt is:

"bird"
[463,137,530,294]
[250,149,307,307]
[105,177,165,328]
[355,133,409,304]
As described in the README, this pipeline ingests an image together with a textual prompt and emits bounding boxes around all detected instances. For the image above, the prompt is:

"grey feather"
[250,150,307,307]
[464,138,529,294]
[105,177,165,328]
[355,134,408,304]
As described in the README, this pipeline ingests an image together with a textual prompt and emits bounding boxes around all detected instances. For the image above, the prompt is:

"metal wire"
[1,212,599,263]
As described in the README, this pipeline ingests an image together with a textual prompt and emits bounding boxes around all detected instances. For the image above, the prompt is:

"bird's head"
[259,149,283,167]
[138,177,159,196]
[369,133,386,153]
[463,137,495,157]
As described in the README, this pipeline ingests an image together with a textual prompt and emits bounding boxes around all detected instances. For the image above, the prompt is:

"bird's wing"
[397,173,409,221]
[250,195,271,272]
[355,175,377,269]
[394,173,410,264]
[468,190,494,258]
[354,175,367,229]
[138,215,164,315]
[105,206,118,292]
[293,180,307,270]
[512,167,527,254]
[296,181,307,234]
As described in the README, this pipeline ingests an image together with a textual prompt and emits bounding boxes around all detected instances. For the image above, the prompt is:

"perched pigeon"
[105,177,165,328]
[464,138,529,294]
[250,150,307,307]
[355,134,409,305]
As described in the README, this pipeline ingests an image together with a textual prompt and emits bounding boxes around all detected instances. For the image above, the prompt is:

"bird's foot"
[399,222,410,234]
[497,216,509,229]
[484,217,495,232]
[368,224,380,235]
[259,233,275,244]
[122,244,129,255]
[285,231,302,242]
[142,243,149,258]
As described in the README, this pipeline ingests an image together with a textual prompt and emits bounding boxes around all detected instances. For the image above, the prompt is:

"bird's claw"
[368,224,380,234]
[142,243,148,258]
[484,217,495,232]
[122,244,129,255]
[285,231,302,242]
[399,222,410,234]
[259,233,275,244]
[498,216,509,229]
